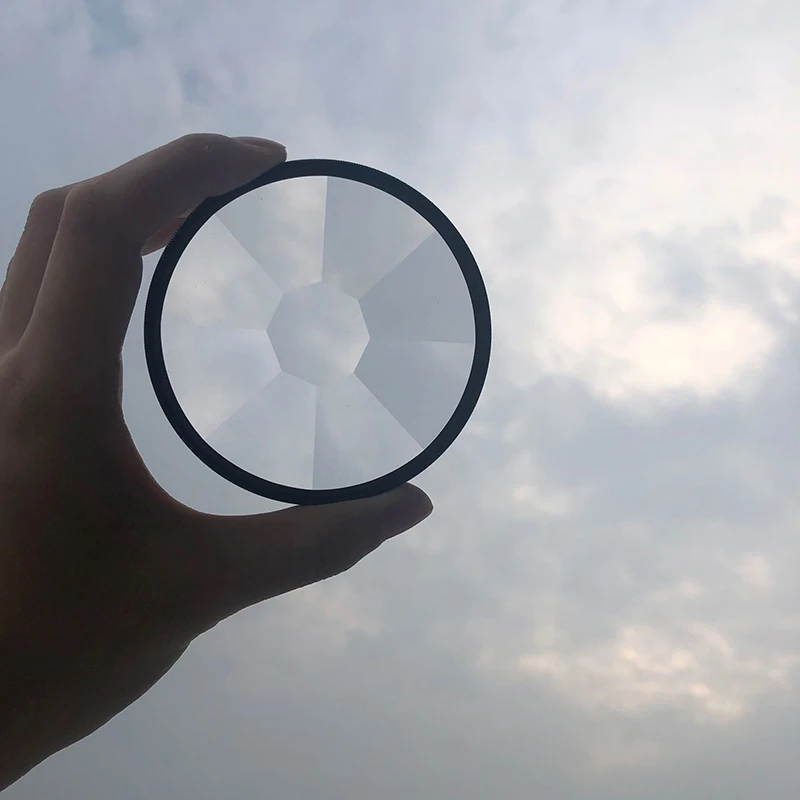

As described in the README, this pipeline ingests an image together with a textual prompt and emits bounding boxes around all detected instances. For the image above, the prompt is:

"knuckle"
[309,535,361,584]
[60,181,116,232]
[0,348,51,416]
[27,186,69,223]
[0,353,52,464]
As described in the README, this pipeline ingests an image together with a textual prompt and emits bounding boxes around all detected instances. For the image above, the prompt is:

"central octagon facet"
[267,281,369,386]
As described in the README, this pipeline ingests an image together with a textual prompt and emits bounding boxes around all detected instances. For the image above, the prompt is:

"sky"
[2,0,800,796]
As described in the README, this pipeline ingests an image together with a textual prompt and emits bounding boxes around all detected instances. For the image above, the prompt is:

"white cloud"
[736,553,774,590]
[490,620,791,722]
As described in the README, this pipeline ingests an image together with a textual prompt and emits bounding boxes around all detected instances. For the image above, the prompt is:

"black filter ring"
[144,159,491,505]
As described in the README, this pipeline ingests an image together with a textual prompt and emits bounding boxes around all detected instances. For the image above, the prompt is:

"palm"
[0,134,431,790]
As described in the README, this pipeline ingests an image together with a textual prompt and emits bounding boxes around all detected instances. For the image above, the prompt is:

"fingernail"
[367,484,433,536]
[233,136,287,157]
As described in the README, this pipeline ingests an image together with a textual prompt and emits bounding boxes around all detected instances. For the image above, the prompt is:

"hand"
[0,134,432,790]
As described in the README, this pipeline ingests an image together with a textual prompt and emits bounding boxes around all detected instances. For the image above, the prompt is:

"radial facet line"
[217,216,274,278]
[353,373,427,449]
[362,335,474,345]
[204,371,282,441]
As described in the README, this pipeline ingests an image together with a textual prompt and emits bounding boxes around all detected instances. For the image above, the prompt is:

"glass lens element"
[160,174,476,491]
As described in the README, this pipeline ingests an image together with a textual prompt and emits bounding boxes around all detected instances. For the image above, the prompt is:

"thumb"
[193,484,433,622]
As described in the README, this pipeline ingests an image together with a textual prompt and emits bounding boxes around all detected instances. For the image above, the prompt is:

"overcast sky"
[2,0,800,797]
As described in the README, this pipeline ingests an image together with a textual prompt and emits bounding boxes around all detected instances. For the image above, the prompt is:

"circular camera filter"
[144,159,491,505]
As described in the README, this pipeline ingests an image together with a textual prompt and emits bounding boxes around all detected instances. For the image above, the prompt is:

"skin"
[0,134,433,791]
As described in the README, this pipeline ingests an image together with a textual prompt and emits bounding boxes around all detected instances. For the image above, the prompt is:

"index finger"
[23,134,286,390]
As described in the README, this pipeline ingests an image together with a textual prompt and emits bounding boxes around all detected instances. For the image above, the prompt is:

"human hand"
[0,134,432,790]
